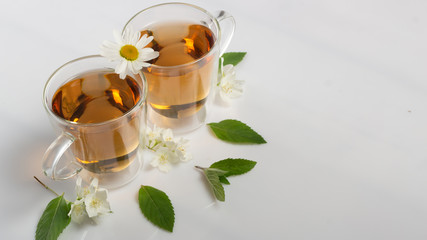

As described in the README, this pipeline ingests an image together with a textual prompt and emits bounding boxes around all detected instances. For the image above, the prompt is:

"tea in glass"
[51,70,142,173]
[141,22,216,119]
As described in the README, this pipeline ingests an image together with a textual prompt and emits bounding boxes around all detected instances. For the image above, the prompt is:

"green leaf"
[138,185,175,232]
[219,175,230,185]
[203,168,226,201]
[208,119,267,144]
[35,195,71,240]
[221,52,247,66]
[210,158,257,177]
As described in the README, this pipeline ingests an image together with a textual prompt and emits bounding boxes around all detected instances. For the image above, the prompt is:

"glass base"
[77,151,142,189]
[147,104,206,134]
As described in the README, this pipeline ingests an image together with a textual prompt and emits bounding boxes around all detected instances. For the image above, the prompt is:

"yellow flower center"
[159,154,168,164]
[90,198,101,209]
[120,45,139,61]
[222,82,233,93]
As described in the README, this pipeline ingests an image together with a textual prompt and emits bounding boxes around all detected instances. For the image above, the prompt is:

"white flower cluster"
[68,177,112,224]
[146,126,192,173]
[218,63,244,102]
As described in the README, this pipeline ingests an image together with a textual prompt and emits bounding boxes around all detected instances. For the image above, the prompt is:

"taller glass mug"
[124,3,235,133]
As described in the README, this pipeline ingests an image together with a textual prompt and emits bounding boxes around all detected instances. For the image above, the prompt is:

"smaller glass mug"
[124,3,235,133]
[42,55,147,189]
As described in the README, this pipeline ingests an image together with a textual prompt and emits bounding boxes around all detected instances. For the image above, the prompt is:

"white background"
[1,0,427,239]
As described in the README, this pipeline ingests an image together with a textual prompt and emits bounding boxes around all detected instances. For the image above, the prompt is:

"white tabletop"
[1,0,427,239]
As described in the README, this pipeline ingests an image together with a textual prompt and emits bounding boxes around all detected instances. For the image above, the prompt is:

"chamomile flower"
[100,27,159,79]
[219,64,244,101]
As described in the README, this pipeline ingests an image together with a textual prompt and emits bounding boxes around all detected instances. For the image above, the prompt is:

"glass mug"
[124,3,235,133]
[42,55,147,189]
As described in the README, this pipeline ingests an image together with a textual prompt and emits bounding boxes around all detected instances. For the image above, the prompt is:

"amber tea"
[51,70,142,173]
[141,22,216,119]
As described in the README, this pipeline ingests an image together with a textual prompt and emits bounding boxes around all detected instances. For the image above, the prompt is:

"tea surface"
[52,71,140,123]
[51,71,142,173]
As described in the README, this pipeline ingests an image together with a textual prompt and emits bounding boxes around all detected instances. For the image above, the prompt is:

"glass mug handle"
[42,132,82,180]
[214,10,236,55]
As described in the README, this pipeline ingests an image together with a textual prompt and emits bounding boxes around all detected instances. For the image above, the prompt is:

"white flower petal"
[95,189,111,214]
[130,60,143,74]
[138,48,159,61]
[228,89,243,98]
[121,28,131,44]
[89,178,99,192]
[84,189,111,218]
[222,64,235,76]
[119,72,127,80]
[158,164,171,173]
[68,199,87,224]
[161,128,174,142]
[139,61,152,68]
[115,60,129,79]
[75,177,83,199]
[175,138,191,162]
[151,147,175,172]
[101,40,120,50]
[136,34,154,49]
[129,28,141,46]
[219,64,244,101]
[100,41,122,61]
[84,197,98,218]
[113,30,124,45]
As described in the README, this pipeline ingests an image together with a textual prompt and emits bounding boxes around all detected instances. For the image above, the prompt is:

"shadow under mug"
[124,2,235,133]
[42,55,147,189]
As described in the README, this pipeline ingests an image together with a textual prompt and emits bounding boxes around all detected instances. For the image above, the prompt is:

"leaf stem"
[194,166,206,171]
[34,176,60,197]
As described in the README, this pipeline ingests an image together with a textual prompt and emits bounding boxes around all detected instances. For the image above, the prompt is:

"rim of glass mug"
[122,2,235,70]
[43,54,147,127]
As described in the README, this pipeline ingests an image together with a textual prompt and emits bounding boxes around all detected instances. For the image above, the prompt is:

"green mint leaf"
[210,158,257,177]
[219,175,230,185]
[138,185,175,232]
[208,119,267,144]
[35,195,71,240]
[221,52,247,66]
[203,168,226,201]
[205,167,227,176]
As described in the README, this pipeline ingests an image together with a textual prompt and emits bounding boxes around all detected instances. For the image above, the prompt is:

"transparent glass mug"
[124,3,235,133]
[42,55,147,189]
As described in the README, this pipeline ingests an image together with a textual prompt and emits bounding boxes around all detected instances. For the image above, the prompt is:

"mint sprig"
[196,158,257,201]
[35,194,71,240]
[208,119,266,144]
[138,185,175,232]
